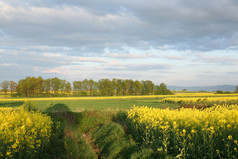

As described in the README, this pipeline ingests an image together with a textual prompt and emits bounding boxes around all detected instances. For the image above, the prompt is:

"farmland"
[0,93,238,158]
[2,0,238,158]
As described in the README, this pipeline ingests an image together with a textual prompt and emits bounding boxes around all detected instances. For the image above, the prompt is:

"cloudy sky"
[0,0,238,86]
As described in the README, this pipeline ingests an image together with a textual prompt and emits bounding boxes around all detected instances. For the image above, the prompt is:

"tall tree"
[73,81,83,95]
[128,79,134,95]
[43,78,51,96]
[1,80,10,96]
[98,79,114,96]
[65,82,72,94]
[122,79,130,95]
[141,80,154,95]
[116,79,122,96]
[88,79,96,96]
[60,80,66,95]
[33,76,44,96]
[156,83,173,95]
[134,80,142,95]
[50,77,61,95]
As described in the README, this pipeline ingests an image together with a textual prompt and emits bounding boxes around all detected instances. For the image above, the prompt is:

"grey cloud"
[1,0,238,86]
[226,71,238,75]
[1,0,238,53]
[191,54,238,65]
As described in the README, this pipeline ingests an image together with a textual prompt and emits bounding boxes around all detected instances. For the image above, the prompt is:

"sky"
[0,0,238,86]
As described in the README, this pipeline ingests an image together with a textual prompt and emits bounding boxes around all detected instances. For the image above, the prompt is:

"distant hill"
[167,85,237,92]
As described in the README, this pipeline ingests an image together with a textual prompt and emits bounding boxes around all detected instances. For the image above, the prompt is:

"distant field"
[1,93,238,111]
[0,98,177,112]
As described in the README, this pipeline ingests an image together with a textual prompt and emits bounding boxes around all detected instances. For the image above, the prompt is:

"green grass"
[0,98,177,112]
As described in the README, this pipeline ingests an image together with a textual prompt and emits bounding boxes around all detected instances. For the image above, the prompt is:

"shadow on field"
[44,103,74,158]
[45,103,78,125]
[45,103,71,112]
[0,101,24,108]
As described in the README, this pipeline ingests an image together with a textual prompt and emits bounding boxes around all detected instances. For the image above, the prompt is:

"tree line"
[0,76,174,97]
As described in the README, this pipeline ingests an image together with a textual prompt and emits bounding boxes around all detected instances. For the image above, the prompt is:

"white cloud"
[0,63,18,66]
[40,69,63,74]
[105,53,156,59]
[43,53,63,58]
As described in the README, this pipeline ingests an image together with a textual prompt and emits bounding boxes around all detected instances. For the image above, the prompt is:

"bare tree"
[10,81,17,95]
[1,80,10,96]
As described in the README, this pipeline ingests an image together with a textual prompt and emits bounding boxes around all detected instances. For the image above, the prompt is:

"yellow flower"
[6,151,11,156]
[182,129,186,133]
[12,143,18,149]
[228,135,233,140]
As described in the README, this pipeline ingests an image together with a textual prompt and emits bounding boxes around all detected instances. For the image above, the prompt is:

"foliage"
[45,103,97,159]
[21,101,39,112]
[11,76,174,97]
[141,80,155,95]
[0,106,52,159]
[92,123,138,159]
[127,105,238,158]
[64,131,96,159]
[77,111,115,133]
[156,83,174,95]
[16,76,44,97]
[216,90,232,94]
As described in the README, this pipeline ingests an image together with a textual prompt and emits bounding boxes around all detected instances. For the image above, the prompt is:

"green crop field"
[0,98,177,112]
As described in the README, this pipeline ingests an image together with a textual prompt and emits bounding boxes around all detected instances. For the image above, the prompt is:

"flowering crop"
[0,95,171,102]
[127,105,238,158]
[1,93,238,102]
[161,96,238,105]
[0,107,53,158]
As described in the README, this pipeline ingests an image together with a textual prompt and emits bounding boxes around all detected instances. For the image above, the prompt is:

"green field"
[0,98,177,112]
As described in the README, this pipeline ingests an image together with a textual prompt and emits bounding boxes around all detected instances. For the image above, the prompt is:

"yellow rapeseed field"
[127,105,238,158]
[0,107,52,158]
[1,93,238,102]
[161,96,238,104]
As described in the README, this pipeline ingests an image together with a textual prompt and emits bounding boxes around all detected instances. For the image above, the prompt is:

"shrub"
[0,107,52,159]
[21,101,39,112]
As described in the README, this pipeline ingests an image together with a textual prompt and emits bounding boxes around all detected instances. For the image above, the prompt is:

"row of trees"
[73,78,173,96]
[0,77,173,97]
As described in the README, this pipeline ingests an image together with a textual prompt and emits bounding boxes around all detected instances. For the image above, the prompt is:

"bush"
[21,101,39,112]
[0,107,52,159]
